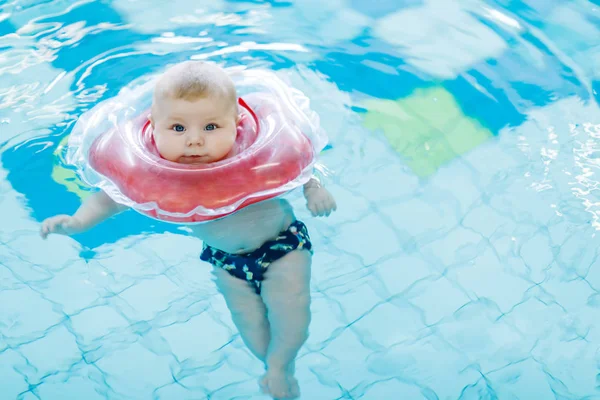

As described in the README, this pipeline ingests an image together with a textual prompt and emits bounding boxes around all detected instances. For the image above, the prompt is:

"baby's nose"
[186,132,205,146]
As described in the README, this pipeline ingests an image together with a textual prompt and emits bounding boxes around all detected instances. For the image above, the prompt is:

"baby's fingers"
[40,223,49,239]
[330,196,338,211]
[40,216,68,239]
[312,203,323,217]
[315,201,326,216]
[324,203,334,217]
[307,201,317,217]
[41,220,55,239]
[41,223,56,239]
[313,198,334,217]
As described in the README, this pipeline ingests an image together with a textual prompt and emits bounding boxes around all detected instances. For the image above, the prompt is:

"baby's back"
[190,198,296,254]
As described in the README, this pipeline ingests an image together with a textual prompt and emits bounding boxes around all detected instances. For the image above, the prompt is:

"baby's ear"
[148,113,155,128]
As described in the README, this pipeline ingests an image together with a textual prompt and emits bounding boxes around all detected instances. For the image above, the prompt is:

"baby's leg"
[212,267,270,363]
[260,250,312,399]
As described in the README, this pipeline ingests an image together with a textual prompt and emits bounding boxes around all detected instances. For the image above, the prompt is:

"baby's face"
[150,94,238,164]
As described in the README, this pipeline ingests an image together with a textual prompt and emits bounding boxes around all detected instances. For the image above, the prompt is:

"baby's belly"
[190,198,295,254]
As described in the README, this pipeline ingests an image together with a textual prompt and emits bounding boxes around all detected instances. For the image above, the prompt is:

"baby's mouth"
[179,155,208,164]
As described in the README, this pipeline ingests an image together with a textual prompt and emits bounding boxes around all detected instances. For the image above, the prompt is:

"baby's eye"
[172,124,185,133]
[205,123,218,131]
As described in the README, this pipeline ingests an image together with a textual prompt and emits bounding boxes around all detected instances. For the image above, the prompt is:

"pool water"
[1,0,600,399]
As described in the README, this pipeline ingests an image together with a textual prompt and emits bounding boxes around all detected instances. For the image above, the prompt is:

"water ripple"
[1,0,600,399]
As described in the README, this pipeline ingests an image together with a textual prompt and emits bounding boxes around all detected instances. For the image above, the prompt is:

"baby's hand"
[305,187,337,217]
[40,215,82,239]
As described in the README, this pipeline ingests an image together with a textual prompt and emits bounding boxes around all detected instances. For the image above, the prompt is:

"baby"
[40,61,337,399]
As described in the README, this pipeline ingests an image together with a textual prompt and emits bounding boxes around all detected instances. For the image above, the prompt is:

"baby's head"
[149,61,239,164]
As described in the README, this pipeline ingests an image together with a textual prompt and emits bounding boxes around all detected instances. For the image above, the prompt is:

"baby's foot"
[259,369,300,399]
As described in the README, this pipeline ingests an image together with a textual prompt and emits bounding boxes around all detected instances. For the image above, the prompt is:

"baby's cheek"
[228,129,237,146]
[154,135,166,153]
[154,135,178,161]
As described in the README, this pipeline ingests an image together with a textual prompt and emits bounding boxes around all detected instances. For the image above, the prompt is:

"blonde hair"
[153,61,237,110]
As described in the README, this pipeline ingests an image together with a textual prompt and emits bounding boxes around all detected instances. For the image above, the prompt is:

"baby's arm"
[40,191,127,239]
[303,176,337,217]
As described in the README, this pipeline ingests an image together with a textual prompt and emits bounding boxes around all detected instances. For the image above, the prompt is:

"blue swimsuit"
[200,220,313,293]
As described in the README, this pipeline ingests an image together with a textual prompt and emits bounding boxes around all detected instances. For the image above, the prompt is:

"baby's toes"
[271,383,290,398]
[259,374,269,394]
[288,375,300,398]
[261,372,296,399]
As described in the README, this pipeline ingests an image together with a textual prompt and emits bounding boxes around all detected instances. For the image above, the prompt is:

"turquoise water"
[1,0,600,399]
